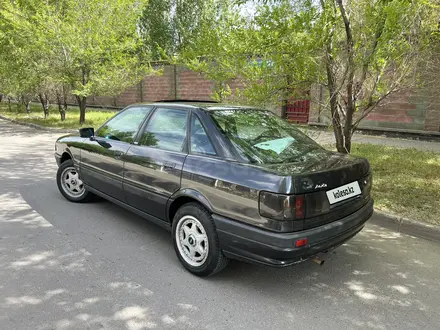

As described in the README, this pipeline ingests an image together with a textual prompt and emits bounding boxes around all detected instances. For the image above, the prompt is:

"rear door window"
[139,108,188,152]
[190,115,216,156]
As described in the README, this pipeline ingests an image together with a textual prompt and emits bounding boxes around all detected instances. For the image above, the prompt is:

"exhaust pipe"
[311,256,325,266]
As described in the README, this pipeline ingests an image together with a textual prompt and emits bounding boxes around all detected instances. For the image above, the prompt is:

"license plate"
[326,181,361,205]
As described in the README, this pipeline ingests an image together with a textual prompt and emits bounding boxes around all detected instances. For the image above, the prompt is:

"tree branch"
[351,88,398,131]
[355,15,387,99]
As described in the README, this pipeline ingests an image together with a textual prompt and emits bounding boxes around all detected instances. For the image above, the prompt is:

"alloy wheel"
[175,215,209,267]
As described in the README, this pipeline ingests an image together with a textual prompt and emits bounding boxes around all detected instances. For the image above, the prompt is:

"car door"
[79,106,152,201]
[123,107,189,220]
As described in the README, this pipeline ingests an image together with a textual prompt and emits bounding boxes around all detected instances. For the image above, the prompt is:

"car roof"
[131,101,256,111]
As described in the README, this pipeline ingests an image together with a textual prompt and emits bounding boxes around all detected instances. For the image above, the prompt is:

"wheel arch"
[167,189,214,223]
[60,150,73,164]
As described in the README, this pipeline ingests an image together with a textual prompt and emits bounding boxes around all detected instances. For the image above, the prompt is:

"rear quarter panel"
[180,154,291,231]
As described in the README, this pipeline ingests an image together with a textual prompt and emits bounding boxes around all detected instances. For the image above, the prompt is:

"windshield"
[210,109,324,164]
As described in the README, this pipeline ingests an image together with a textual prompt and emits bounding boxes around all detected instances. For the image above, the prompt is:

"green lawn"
[351,144,440,225]
[0,102,115,129]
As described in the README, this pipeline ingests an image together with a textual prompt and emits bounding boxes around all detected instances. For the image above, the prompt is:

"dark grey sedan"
[55,102,373,276]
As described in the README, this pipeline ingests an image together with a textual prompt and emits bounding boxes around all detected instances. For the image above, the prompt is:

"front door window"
[97,107,151,143]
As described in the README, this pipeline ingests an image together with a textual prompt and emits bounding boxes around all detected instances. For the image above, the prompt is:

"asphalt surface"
[1,118,440,330]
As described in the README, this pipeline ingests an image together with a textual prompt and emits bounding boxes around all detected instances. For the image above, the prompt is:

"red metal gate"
[286,100,310,124]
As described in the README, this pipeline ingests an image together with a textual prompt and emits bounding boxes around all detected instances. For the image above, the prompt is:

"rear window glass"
[210,109,324,164]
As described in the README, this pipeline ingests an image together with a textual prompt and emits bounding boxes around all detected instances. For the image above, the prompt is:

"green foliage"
[0,0,46,98]
[140,0,225,60]
[45,0,150,98]
[180,0,322,105]
[139,0,174,60]
[0,0,153,123]
[181,0,435,152]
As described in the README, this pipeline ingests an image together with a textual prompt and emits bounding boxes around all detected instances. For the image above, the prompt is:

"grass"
[0,102,115,129]
[351,144,440,225]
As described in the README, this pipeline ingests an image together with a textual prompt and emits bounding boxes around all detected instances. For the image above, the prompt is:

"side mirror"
[79,127,94,138]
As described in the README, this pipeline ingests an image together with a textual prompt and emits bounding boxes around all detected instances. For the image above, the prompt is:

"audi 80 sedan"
[55,102,373,276]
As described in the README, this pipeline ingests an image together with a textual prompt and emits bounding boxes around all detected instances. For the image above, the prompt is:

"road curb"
[370,209,440,243]
[0,114,76,133]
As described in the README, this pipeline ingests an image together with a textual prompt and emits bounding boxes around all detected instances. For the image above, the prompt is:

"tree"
[315,0,428,153]
[0,0,54,115]
[178,0,251,100]
[140,0,230,60]
[182,0,432,153]
[46,0,151,124]
[139,0,174,60]
[0,0,153,124]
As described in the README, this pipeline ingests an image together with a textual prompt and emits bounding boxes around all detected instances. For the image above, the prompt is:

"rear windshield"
[210,109,324,164]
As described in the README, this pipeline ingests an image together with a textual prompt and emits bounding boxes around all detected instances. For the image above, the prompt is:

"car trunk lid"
[262,150,372,230]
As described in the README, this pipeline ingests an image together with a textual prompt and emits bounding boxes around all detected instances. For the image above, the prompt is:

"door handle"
[163,162,176,170]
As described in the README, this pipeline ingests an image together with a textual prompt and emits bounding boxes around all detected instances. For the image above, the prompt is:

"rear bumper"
[213,199,373,267]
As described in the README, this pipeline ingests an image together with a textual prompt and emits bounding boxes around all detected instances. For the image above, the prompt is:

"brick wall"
[80,65,285,116]
[177,67,214,100]
[82,65,440,132]
[309,85,440,133]
[115,84,141,107]
[142,65,176,101]
[85,65,213,108]
[360,90,427,131]
[421,85,440,132]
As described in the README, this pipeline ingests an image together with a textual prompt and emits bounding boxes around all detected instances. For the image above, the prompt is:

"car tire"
[56,159,92,203]
[172,203,229,276]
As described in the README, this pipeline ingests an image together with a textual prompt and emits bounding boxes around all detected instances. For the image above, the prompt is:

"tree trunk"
[325,52,346,153]
[76,95,87,124]
[0,94,3,103]
[330,98,346,153]
[56,92,66,121]
[38,93,50,119]
[8,96,11,111]
[24,97,31,114]
[337,0,355,154]
[75,67,89,125]
[18,95,24,111]
[343,109,354,153]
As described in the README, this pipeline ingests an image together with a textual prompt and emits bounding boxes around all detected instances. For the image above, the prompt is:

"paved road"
[1,119,440,330]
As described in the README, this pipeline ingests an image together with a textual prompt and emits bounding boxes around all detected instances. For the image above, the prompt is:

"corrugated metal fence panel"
[286,100,310,123]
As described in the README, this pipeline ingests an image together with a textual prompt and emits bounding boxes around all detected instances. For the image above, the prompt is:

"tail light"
[259,192,306,221]
[295,195,305,219]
